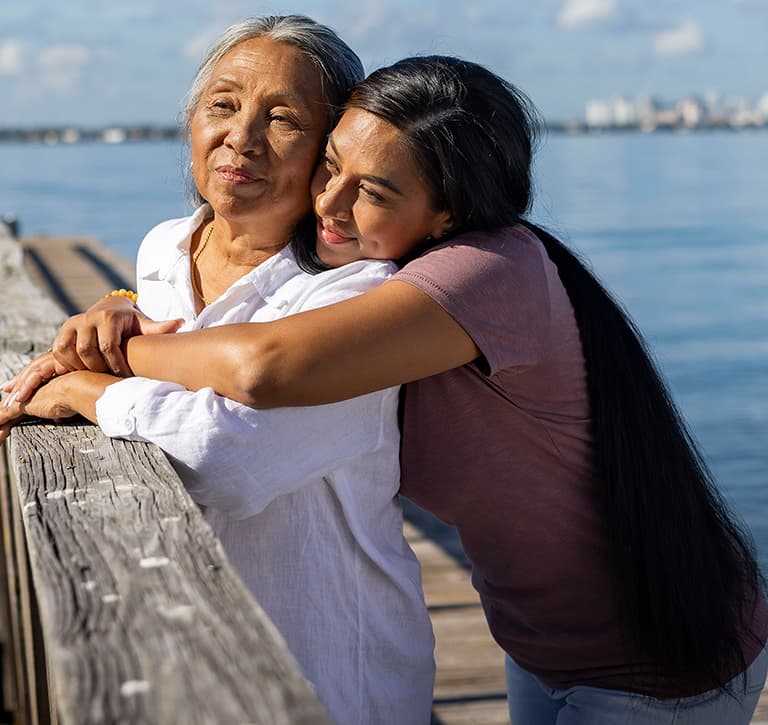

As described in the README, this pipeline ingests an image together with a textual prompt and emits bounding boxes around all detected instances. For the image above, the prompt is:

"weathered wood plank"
[2,411,328,724]
[403,510,510,724]
[0,443,25,717]
[432,697,510,725]
[0,237,66,355]
[21,236,136,316]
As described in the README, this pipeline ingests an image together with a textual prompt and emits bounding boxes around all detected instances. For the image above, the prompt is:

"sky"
[1,0,767,127]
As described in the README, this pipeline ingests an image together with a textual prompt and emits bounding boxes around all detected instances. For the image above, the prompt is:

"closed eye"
[323,154,340,174]
[360,185,385,203]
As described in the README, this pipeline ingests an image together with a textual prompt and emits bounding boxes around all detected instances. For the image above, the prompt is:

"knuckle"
[75,340,94,356]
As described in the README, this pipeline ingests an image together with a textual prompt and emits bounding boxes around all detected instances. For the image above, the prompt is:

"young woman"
[5,55,768,723]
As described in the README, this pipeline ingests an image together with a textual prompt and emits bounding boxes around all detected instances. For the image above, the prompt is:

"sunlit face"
[190,37,329,232]
[312,108,453,267]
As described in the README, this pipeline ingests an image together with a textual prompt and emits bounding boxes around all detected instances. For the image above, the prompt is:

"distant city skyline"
[1,1,767,127]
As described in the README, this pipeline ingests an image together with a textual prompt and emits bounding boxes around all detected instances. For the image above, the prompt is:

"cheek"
[375,217,428,257]
[190,123,218,170]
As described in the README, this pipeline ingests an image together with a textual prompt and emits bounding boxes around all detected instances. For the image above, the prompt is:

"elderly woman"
[0,17,436,725]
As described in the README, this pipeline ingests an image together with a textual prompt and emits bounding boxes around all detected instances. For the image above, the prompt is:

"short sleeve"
[393,226,557,376]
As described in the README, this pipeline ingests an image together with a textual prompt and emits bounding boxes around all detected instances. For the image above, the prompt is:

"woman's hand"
[0,371,116,442]
[51,296,183,377]
[1,299,182,405]
[0,376,78,443]
[0,350,68,405]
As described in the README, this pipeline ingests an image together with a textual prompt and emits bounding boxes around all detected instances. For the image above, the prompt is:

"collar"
[144,204,308,308]
[150,204,212,282]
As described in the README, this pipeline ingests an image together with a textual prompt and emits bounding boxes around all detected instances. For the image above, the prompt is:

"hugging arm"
[124,280,480,408]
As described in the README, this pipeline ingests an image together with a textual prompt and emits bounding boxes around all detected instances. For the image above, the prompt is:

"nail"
[2,391,19,409]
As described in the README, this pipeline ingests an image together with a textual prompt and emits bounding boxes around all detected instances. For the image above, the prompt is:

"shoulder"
[274,254,397,312]
[392,225,567,374]
[315,258,397,287]
[395,224,553,298]
[299,258,397,298]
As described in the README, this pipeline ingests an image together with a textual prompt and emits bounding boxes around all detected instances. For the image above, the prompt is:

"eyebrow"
[328,136,405,196]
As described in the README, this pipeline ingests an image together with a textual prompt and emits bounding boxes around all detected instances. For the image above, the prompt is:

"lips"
[215,165,262,183]
[317,219,356,245]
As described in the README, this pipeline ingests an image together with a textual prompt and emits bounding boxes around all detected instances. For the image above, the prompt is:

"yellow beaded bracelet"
[105,288,138,303]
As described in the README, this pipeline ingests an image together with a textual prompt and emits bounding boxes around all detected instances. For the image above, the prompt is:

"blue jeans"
[505,647,768,724]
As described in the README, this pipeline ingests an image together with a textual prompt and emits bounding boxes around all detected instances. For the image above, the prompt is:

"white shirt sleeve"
[96,377,396,520]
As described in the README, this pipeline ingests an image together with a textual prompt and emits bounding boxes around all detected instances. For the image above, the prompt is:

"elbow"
[227,334,292,409]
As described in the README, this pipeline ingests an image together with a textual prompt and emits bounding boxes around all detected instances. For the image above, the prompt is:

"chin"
[316,244,356,268]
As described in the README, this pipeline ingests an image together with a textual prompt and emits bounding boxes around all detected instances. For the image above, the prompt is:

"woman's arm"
[125,280,480,408]
[95,377,400,518]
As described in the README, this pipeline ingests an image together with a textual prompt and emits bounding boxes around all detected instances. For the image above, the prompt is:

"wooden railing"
[0,229,329,724]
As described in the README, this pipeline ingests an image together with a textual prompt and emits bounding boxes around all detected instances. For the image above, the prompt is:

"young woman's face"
[312,108,453,267]
[190,36,329,232]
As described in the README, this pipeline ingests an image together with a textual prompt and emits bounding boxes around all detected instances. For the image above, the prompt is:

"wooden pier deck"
[9,233,768,725]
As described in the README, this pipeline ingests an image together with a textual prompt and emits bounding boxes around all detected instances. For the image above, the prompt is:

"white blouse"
[96,206,434,725]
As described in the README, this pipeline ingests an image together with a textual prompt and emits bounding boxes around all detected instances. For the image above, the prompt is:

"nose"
[314,174,352,221]
[224,114,267,157]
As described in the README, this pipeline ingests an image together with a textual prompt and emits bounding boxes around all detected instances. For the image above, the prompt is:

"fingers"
[51,316,89,371]
[33,298,164,384]
[1,391,19,409]
[74,326,112,374]
[2,353,57,403]
[0,390,23,423]
[0,394,28,442]
[1,375,18,392]
[51,300,138,376]
[95,316,134,377]
[139,317,184,336]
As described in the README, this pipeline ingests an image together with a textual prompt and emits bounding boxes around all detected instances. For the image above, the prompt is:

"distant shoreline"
[1,123,766,145]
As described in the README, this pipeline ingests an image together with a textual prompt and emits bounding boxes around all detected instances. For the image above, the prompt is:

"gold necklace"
[191,221,214,306]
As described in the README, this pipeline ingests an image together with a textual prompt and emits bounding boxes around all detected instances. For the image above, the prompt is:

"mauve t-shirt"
[394,224,767,695]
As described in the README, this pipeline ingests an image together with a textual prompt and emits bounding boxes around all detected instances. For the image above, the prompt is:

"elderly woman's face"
[190,37,329,231]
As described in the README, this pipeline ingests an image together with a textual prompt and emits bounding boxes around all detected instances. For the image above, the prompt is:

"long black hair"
[345,55,763,688]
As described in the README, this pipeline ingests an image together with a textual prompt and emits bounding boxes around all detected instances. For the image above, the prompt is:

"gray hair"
[183,15,363,136]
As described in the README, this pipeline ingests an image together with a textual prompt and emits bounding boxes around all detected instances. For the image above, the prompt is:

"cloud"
[183,31,219,62]
[557,0,618,29]
[653,19,704,56]
[0,39,23,75]
[38,43,90,91]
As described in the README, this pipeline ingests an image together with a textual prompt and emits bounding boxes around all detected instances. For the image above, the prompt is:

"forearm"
[58,371,118,423]
[96,378,395,518]
[124,281,479,409]
[124,326,266,402]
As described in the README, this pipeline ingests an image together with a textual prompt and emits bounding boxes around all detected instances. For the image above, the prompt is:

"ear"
[430,209,455,240]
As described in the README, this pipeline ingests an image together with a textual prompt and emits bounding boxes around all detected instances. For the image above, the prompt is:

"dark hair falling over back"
[345,55,763,688]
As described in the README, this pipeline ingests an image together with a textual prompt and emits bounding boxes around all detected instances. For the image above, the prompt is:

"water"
[0,141,192,260]
[2,132,767,565]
